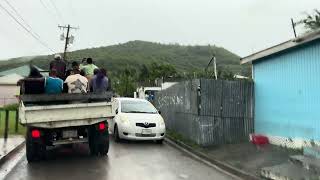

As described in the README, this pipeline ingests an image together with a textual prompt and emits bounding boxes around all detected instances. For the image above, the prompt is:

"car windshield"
[121,100,157,113]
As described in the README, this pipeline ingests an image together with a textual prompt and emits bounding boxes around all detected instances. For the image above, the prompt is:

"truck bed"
[19,93,114,128]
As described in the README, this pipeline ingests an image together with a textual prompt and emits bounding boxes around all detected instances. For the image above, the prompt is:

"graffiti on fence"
[155,79,254,146]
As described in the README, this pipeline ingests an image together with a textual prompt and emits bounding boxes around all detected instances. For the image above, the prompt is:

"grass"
[0,111,26,137]
[166,129,200,150]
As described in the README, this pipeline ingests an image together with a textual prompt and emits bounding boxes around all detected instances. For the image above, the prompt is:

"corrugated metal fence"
[154,79,254,146]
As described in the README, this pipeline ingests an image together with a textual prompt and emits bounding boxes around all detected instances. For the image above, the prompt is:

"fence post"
[4,110,9,140]
[15,110,18,133]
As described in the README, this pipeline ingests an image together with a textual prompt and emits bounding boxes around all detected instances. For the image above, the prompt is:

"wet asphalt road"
[5,138,235,180]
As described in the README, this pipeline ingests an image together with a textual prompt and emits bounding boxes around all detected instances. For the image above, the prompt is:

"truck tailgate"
[20,102,113,128]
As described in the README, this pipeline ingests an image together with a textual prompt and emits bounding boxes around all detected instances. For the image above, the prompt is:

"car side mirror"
[115,109,118,114]
[158,110,161,114]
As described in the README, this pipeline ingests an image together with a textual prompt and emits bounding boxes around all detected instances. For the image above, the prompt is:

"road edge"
[164,136,260,180]
[0,140,25,168]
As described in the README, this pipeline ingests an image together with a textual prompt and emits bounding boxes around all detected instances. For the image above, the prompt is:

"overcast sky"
[0,0,319,60]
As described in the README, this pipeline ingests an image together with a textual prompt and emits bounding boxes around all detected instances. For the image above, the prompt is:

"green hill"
[0,40,249,76]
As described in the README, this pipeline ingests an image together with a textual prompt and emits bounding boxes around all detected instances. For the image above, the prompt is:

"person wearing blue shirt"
[45,69,63,94]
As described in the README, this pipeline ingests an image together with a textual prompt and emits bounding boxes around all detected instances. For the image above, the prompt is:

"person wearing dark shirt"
[71,61,87,76]
[80,69,86,76]
[28,65,43,78]
[93,68,99,76]
[104,69,112,91]
[50,54,66,80]
[23,65,45,94]
[90,68,108,93]
[72,61,80,72]
[45,69,63,94]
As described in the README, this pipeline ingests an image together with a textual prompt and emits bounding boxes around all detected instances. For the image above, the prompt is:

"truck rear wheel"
[26,138,36,162]
[26,128,46,162]
[89,124,109,156]
[89,128,98,156]
[98,133,109,156]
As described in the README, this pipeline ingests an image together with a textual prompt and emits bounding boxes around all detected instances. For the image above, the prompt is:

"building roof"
[0,65,44,77]
[241,30,320,64]
[0,73,24,85]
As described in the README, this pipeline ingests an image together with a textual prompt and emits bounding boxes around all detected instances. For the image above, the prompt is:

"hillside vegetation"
[0,41,249,76]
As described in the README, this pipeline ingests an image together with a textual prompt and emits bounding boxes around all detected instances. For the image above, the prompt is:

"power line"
[68,0,78,24]
[47,0,64,24]
[3,0,41,38]
[39,0,60,24]
[0,2,55,53]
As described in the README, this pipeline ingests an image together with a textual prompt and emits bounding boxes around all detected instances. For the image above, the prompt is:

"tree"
[303,9,320,31]
[149,62,177,81]
[138,64,150,83]
[114,67,137,97]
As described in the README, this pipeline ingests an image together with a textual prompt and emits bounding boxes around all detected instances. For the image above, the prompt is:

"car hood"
[121,113,162,124]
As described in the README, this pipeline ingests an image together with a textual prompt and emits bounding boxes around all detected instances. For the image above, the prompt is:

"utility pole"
[205,56,214,73]
[205,55,217,79]
[291,18,297,38]
[290,18,305,38]
[205,45,218,79]
[213,56,217,80]
[58,24,79,61]
[63,24,70,61]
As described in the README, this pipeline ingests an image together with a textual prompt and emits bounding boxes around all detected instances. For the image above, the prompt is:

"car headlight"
[159,117,165,127]
[120,115,130,125]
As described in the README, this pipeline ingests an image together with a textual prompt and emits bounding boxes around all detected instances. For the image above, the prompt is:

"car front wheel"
[114,125,121,142]
[156,139,164,144]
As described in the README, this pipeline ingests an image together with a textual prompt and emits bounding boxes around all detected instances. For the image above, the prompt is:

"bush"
[0,104,19,111]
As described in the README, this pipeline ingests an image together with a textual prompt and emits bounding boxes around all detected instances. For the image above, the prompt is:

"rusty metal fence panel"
[154,79,254,147]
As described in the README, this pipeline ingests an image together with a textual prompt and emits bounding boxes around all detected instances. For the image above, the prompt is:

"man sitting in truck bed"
[45,69,63,94]
[64,69,88,93]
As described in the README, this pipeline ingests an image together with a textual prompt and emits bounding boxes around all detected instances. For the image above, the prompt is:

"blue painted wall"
[254,40,320,140]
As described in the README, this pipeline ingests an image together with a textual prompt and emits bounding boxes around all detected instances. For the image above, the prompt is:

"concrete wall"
[253,40,320,143]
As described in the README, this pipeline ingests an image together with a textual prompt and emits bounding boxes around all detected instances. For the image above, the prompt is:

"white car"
[109,98,166,143]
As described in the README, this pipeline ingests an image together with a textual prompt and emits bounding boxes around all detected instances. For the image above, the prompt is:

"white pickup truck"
[19,93,114,162]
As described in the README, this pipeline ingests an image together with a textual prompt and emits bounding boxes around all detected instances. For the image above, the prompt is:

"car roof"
[115,97,149,103]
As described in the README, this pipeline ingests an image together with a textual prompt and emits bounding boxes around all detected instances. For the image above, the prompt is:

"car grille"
[135,133,156,137]
[136,123,156,128]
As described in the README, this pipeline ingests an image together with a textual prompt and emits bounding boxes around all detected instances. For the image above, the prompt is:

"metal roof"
[0,65,44,77]
[241,30,320,64]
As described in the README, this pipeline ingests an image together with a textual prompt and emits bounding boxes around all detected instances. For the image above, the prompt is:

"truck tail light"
[99,122,106,131]
[31,129,40,138]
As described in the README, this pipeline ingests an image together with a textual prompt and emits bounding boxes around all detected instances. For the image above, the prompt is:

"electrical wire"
[39,0,60,25]
[68,0,78,24]
[0,2,55,53]
[3,0,41,38]
[47,0,64,24]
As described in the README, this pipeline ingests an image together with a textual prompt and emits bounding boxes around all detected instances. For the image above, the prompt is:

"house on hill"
[241,30,320,148]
